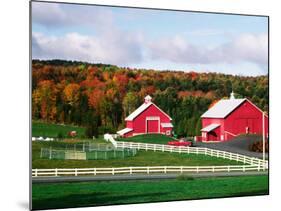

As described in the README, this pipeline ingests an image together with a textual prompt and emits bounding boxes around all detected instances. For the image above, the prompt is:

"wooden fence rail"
[115,141,268,167]
[32,164,264,177]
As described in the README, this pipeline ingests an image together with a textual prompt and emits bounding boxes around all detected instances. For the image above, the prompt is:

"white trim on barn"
[161,123,173,128]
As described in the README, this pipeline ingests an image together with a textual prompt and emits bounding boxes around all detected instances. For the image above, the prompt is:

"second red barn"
[117,95,173,137]
[200,92,268,142]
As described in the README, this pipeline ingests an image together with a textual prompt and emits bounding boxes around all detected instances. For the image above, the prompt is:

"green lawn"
[32,175,269,210]
[118,134,176,145]
[32,141,244,169]
[32,121,86,138]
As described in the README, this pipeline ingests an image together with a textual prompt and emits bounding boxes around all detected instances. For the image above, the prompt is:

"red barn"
[200,92,268,142]
[117,95,173,137]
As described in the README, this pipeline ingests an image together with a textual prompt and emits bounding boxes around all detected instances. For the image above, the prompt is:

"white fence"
[32,135,268,177]
[32,165,264,177]
[104,133,118,147]
[115,141,268,167]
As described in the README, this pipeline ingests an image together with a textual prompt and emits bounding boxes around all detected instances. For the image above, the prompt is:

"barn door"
[147,120,159,133]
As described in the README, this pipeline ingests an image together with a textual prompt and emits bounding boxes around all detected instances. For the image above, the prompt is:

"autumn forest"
[32,60,269,138]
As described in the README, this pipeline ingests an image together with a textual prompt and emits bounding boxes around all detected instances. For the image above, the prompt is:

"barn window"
[166,130,171,135]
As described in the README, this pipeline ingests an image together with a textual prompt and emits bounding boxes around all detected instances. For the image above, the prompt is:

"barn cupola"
[144,95,152,104]
[230,91,235,100]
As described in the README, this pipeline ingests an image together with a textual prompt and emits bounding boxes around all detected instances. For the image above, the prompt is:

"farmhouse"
[117,95,173,137]
[199,92,268,142]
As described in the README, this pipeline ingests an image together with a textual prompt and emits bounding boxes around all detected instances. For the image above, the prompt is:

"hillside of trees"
[32,59,269,138]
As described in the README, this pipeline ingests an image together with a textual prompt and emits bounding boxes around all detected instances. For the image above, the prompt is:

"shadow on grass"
[32,191,170,210]
[32,188,269,210]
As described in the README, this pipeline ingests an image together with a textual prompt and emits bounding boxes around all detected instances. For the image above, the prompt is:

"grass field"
[32,121,86,138]
[118,134,176,145]
[32,175,268,210]
[32,141,245,169]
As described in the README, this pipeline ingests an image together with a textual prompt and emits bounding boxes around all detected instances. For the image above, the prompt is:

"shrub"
[249,140,269,152]
[57,132,64,139]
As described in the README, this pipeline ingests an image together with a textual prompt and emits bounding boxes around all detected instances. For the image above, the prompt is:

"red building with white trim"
[200,92,268,142]
[117,95,173,137]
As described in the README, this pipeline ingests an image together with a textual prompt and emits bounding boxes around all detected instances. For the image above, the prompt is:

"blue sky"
[32,2,268,76]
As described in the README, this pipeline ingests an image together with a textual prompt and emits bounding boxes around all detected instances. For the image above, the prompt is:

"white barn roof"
[125,102,152,121]
[201,98,246,118]
[125,95,172,121]
[201,123,220,132]
[117,128,133,135]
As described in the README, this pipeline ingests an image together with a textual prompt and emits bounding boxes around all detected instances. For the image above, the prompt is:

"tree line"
[32,59,269,138]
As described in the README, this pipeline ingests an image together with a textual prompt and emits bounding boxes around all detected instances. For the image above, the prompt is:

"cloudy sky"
[32,1,268,76]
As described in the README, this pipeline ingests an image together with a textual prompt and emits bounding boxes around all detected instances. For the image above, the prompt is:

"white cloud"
[32,31,144,65]
[147,33,268,66]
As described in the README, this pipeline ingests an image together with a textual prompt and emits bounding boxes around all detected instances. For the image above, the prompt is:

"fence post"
[164,166,167,174]
[112,168,114,175]
[228,166,230,172]
[147,167,149,174]
[130,167,132,175]
[212,166,215,172]
[236,154,239,162]
[55,168,58,176]
[251,157,254,165]
[187,147,190,154]
[75,168,78,176]
[204,148,207,155]
[180,166,183,174]
[196,167,199,173]
[196,148,199,154]
[243,166,245,172]
[94,168,96,175]
[35,169,38,177]
[243,156,246,164]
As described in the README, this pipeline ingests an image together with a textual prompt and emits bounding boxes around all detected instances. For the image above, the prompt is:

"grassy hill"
[32,121,86,138]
